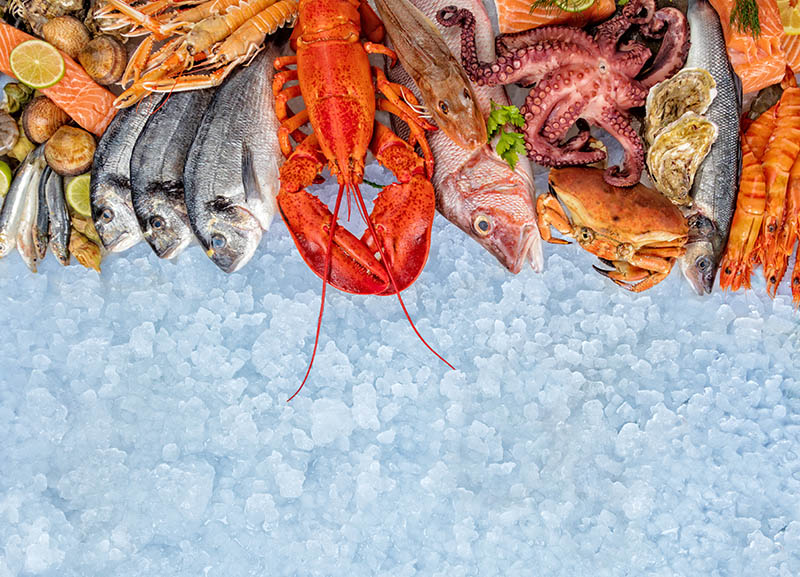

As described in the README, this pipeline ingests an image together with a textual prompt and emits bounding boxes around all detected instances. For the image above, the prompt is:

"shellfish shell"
[42,15,90,59]
[78,36,127,86]
[22,96,71,144]
[644,68,717,145]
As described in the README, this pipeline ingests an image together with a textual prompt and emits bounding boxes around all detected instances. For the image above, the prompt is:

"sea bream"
[184,44,282,273]
[678,0,742,294]
[131,89,216,259]
[386,0,543,273]
[0,146,45,258]
[91,93,164,253]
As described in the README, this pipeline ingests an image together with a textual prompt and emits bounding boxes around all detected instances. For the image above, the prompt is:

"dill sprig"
[529,0,560,14]
[730,0,760,39]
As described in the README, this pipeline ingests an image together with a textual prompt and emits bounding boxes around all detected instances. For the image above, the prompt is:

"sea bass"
[374,0,485,150]
[131,89,216,259]
[44,167,70,266]
[91,94,164,253]
[679,0,741,294]
[0,147,44,258]
[184,44,281,273]
[386,0,542,273]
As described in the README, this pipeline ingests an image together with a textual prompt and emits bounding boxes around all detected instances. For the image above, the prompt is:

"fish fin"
[241,143,262,206]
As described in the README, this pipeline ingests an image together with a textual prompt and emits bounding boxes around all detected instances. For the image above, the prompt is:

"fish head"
[438,146,543,273]
[418,67,487,151]
[194,198,263,273]
[91,179,141,253]
[136,188,194,259]
[680,213,718,295]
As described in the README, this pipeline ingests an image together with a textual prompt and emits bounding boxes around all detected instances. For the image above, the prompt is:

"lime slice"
[0,161,11,198]
[555,0,595,12]
[66,173,91,217]
[9,40,65,89]
[778,0,800,35]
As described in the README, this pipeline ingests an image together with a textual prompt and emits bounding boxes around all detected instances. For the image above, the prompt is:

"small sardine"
[0,147,44,258]
[679,0,742,294]
[44,167,70,266]
[91,94,164,253]
[386,0,543,272]
[184,45,282,273]
[33,164,50,261]
[374,0,486,150]
[131,89,216,259]
[16,153,46,272]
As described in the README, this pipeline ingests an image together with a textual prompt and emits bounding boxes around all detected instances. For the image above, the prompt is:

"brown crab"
[538,167,688,292]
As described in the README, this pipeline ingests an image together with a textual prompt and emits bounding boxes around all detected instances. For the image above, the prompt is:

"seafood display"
[385,0,542,273]
[540,167,688,291]
[438,0,690,186]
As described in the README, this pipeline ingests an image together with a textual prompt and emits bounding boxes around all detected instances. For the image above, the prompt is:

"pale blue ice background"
[1,161,799,576]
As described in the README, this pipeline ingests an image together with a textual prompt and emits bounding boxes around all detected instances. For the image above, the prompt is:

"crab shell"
[539,167,689,291]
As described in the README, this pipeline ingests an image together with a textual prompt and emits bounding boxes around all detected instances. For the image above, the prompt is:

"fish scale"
[678,0,741,294]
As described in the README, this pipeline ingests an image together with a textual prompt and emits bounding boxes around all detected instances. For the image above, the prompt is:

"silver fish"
[131,89,215,259]
[91,94,164,253]
[386,0,543,273]
[374,0,486,150]
[678,0,742,294]
[0,146,44,258]
[17,152,46,272]
[33,163,50,261]
[184,45,281,273]
[44,167,70,266]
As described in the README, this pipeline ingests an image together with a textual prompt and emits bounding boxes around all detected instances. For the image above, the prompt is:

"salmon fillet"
[709,0,786,94]
[783,33,800,73]
[496,0,616,35]
[0,22,116,136]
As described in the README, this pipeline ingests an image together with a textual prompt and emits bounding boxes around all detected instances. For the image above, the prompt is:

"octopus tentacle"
[637,7,691,88]
[594,0,654,53]
[562,119,593,152]
[495,26,593,58]
[592,105,644,187]
[520,75,606,167]
[614,43,653,78]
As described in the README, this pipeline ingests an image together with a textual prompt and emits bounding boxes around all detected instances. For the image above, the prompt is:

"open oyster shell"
[644,68,717,145]
[646,111,718,206]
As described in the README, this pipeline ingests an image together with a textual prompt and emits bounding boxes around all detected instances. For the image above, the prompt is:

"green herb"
[487,100,527,170]
[730,0,760,38]
[362,179,384,189]
[530,0,595,13]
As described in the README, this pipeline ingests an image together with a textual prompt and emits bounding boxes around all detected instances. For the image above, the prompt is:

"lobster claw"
[277,125,435,296]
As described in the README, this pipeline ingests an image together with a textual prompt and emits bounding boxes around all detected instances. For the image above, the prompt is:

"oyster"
[646,112,718,206]
[644,68,717,145]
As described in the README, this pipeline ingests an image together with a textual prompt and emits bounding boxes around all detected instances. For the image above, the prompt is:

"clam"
[42,16,91,59]
[45,126,96,176]
[646,112,718,206]
[22,96,71,144]
[78,36,127,86]
[644,68,717,145]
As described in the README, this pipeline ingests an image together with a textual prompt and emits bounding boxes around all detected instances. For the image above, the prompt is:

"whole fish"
[679,0,742,294]
[184,45,281,273]
[33,164,50,261]
[90,94,164,253]
[44,167,70,266]
[374,0,486,150]
[0,147,44,258]
[16,153,46,272]
[131,89,216,259]
[386,0,543,273]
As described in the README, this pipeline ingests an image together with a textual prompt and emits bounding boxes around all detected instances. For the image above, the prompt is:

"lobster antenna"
[287,183,347,402]
[351,182,454,370]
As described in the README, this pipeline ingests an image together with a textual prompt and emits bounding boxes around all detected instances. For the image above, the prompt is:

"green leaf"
[496,131,527,170]
[504,104,526,129]
[486,100,509,140]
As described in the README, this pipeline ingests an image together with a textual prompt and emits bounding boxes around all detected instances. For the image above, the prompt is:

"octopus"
[437,0,690,186]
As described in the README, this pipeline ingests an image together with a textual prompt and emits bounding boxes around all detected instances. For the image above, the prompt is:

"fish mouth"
[506,224,541,274]
[100,230,128,252]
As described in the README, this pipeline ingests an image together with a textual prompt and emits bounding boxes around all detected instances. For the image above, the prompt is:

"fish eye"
[101,208,114,223]
[473,214,492,236]
[211,233,227,249]
[439,100,449,115]
[463,88,470,100]
[150,216,165,230]
[697,256,711,271]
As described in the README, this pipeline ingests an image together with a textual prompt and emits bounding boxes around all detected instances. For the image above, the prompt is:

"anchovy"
[184,44,281,273]
[44,167,70,266]
[33,163,50,261]
[131,89,215,259]
[17,152,46,272]
[0,146,44,258]
[678,0,742,294]
[90,94,164,252]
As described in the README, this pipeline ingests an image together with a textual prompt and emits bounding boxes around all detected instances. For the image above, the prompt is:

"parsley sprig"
[487,101,527,170]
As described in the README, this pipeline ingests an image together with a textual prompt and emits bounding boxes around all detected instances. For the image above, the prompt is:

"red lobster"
[273,0,452,398]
